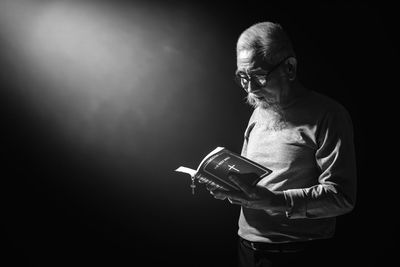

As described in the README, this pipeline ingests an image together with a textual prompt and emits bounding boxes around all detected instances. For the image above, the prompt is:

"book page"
[175,166,197,177]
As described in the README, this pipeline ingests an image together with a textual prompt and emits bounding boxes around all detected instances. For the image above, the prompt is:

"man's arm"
[212,107,357,219]
[284,107,357,219]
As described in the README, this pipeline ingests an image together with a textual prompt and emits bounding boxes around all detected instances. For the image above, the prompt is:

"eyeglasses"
[234,56,291,92]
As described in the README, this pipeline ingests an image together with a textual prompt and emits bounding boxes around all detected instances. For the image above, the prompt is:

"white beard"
[246,93,287,130]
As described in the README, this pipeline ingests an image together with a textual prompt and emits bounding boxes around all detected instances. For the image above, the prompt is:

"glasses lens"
[235,75,248,90]
[234,73,268,91]
[241,78,249,88]
[254,75,267,87]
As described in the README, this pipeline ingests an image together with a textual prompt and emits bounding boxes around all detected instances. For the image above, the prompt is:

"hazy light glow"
[22,1,154,139]
[0,0,209,171]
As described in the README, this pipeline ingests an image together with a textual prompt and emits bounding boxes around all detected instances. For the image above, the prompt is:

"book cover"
[175,147,272,193]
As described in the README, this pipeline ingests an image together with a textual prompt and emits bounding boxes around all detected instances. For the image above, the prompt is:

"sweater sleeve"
[283,106,357,219]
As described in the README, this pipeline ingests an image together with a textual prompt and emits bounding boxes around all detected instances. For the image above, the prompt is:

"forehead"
[236,49,271,72]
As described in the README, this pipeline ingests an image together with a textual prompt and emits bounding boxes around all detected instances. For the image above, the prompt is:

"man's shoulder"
[304,91,349,115]
[304,91,354,132]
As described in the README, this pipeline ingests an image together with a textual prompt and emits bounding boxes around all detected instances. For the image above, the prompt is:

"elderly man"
[210,22,357,267]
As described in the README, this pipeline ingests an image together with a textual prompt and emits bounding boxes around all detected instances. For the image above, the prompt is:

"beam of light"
[0,0,213,182]
[18,0,156,145]
[1,0,157,140]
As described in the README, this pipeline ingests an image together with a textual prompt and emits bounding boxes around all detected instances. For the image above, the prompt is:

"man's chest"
[246,122,317,166]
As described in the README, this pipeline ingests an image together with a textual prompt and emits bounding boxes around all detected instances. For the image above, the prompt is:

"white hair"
[236,22,296,65]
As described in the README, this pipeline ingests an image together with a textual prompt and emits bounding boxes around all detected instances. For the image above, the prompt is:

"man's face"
[236,49,284,109]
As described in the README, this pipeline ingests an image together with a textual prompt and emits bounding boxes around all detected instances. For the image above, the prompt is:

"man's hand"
[209,173,287,213]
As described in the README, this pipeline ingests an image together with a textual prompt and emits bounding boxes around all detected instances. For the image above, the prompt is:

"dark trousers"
[238,237,338,267]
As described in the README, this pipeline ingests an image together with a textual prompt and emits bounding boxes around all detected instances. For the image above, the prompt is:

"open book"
[175,147,272,193]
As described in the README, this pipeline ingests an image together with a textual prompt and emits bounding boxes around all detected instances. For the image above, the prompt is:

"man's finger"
[211,189,246,201]
[212,194,227,200]
[228,198,243,205]
[211,190,228,200]
[206,184,219,191]
[228,198,251,208]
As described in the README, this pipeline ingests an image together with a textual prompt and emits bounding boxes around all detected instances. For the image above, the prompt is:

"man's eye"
[255,76,267,85]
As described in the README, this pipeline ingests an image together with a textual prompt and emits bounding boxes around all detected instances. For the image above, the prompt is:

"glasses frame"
[234,56,292,92]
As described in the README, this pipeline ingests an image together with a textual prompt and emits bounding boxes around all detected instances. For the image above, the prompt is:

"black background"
[2,1,395,266]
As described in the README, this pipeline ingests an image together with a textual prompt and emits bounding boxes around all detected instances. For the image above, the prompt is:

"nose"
[246,79,261,94]
[246,79,254,93]
[247,80,253,92]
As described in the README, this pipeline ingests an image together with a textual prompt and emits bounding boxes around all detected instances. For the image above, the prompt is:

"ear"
[285,57,297,81]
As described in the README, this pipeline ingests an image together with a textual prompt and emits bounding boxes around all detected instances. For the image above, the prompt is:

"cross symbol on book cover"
[228,164,240,172]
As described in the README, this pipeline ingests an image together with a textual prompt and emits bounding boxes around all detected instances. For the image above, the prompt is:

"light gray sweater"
[239,90,357,243]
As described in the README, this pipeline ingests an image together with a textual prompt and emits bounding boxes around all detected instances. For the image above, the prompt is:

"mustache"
[246,93,280,110]
[246,93,264,108]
